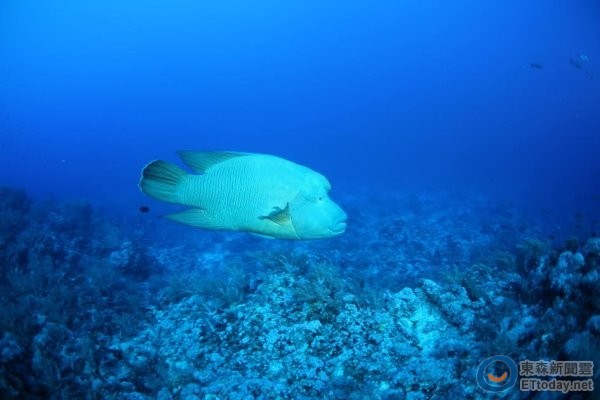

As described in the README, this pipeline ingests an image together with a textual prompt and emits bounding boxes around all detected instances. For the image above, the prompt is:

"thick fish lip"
[330,221,347,234]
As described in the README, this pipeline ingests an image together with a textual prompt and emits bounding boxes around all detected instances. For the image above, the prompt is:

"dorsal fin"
[177,151,248,174]
[259,203,292,226]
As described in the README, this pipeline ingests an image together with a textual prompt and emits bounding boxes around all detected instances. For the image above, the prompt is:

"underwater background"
[1,0,599,398]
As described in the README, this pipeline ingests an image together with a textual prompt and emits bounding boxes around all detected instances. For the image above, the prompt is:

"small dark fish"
[139,205,150,213]
[530,62,544,69]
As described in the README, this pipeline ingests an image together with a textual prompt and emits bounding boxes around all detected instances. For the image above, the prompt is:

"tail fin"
[139,160,187,204]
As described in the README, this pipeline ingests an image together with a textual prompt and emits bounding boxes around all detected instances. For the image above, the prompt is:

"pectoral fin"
[259,203,292,226]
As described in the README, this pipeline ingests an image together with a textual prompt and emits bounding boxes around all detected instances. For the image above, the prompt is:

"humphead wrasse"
[139,151,347,240]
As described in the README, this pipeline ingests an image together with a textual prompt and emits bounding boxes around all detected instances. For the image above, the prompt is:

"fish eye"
[318,196,323,201]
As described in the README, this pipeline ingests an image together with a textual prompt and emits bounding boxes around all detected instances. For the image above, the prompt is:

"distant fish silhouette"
[569,53,593,79]
[569,53,589,69]
[530,62,544,69]
[139,205,150,213]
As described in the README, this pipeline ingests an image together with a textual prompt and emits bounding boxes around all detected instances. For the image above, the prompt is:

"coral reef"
[0,187,598,399]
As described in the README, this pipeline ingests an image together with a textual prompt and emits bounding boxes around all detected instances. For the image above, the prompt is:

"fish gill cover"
[0,0,599,399]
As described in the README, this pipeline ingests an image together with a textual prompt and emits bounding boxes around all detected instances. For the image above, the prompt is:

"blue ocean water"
[1,0,599,398]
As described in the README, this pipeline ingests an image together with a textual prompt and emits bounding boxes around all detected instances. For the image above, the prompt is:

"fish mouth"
[330,221,347,234]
